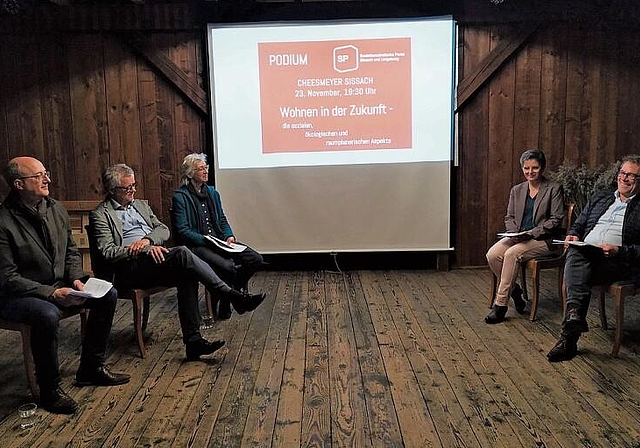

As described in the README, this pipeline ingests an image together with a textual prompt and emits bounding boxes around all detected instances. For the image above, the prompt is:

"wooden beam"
[124,34,208,116]
[455,22,540,112]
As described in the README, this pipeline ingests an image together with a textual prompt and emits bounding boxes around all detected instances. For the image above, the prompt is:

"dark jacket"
[171,185,233,247]
[0,192,85,299]
[569,188,640,266]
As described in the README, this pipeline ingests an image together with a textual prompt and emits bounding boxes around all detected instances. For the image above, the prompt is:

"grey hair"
[180,153,208,186]
[102,163,135,194]
[519,149,547,171]
[4,160,23,184]
[621,154,640,166]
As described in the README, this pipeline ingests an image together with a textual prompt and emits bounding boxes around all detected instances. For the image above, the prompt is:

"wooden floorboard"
[2,269,640,447]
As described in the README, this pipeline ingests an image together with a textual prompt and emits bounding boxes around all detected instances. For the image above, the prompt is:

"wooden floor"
[2,268,640,447]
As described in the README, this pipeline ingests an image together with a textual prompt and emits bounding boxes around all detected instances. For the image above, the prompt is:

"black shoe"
[216,298,232,320]
[511,283,527,314]
[485,305,508,324]
[227,290,266,314]
[547,335,578,362]
[564,308,589,334]
[186,338,226,361]
[75,366,131,387]
[40,386,78,414]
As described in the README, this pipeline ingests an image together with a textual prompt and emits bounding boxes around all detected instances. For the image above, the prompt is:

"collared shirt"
[584,190,634,246]
[110,198,153,246]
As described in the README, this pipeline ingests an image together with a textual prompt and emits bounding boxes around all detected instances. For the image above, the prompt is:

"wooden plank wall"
[0,30,205,226]
[455,22,640,266]
[1,4,640,267]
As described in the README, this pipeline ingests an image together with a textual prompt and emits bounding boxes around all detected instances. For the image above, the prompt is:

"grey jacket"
[89,198,170,279]
[504,177,565,247]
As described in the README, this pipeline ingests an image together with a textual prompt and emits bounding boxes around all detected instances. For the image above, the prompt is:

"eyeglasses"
[618,170,639,181]
[18,170,51,181]
[114,182,137,193]
[193,165,209,173]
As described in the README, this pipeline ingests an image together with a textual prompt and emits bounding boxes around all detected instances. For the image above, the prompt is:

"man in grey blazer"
[89,164,265,361]
[0,157,130,415]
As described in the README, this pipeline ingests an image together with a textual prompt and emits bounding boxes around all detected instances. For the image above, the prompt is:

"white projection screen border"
[207,17,455,254]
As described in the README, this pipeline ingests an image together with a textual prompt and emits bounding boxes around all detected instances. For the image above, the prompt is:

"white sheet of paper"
[204,235,247,253]
[68,278,113,298]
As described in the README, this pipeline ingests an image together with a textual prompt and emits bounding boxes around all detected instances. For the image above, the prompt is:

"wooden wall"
[456,22,640,265]
[1,2,640,266]
[0,30,206,223]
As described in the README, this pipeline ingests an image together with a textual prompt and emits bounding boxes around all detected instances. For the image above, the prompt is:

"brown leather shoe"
[75,366,131,387]
[547,336,578,362]
[40,386,78,414]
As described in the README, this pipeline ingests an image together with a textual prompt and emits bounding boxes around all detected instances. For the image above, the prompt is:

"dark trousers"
[192,243,264,290]
[563,246,630,333]
[112,246,231,343]
[0,288,118,391]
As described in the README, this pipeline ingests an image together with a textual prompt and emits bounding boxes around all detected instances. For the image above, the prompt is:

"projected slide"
[258,38,412,153]
[208,18,454,254]
[209,19,454,169]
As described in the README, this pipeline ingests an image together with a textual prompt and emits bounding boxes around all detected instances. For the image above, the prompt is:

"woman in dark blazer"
[485,149,565,323]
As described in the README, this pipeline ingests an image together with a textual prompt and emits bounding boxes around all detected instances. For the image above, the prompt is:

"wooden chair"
[593,281,640,356]
[489,203,574,321]
[84,222,170,359]
[0,309,88,399]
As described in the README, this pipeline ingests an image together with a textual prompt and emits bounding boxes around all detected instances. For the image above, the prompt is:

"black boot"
[40,386,78,414]
[547,335,578,362]
[484,305,508,324]
[225,289,266,314]
[511,283,527,314]
[186,338,226,361]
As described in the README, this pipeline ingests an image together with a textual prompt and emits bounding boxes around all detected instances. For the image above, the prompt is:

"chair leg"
[132,295,147,358]
[142,296,151,331]
[529,264,541,322]
[520,263,529,302]
[595,287,608,331]
[19,327,39,399]
[612,289,626,357]
[205,290,214,318]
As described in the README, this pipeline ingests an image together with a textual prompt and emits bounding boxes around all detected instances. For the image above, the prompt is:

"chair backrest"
[563,203,575,237]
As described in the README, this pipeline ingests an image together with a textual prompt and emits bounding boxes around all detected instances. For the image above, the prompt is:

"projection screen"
[207,17,455,253]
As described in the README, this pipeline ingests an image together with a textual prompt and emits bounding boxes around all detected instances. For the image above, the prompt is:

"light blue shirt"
[110,198,153,246]
[583,191,631,246]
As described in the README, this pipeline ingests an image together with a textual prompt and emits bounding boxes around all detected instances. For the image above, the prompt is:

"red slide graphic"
[258,37,412,154]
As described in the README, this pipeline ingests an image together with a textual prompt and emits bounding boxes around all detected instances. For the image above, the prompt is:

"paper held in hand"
[497,231,530,238]
[68,278,113,298]
[552,239,597,247]
[205,235,247,253]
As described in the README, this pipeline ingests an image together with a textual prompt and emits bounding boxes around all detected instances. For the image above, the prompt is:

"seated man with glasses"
[0,157,130,415]
[89,164,266,361]
[547,154,640,362]
[171,153,266,320]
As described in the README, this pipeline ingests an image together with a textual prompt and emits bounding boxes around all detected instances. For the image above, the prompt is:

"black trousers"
[0,288,118,392]
[112,246,231,343]
[192,242,264,290]
[563,246,631,333]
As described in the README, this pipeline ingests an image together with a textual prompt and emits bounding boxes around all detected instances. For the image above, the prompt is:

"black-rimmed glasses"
[618,170,639,181]
[114,182,138,193]
[18,170,51,181]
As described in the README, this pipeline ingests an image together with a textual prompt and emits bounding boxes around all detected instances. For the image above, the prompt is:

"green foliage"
[547,162,619,215]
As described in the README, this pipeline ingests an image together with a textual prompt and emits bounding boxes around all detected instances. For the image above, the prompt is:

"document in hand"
[68,278,113,298]
[205,235,247,253]
[552,239,598,247]
[497,231,531,238]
